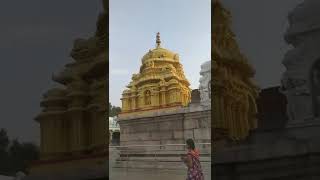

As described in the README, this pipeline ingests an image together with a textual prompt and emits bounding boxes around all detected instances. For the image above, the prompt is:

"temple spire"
[156,32,161,48]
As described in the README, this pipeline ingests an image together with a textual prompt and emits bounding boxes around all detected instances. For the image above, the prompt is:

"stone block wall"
[214,153,320,180]
[118,108,211,152]
[213,123,320,179]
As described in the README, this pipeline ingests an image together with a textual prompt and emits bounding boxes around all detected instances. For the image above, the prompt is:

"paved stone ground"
[110,168,186,180]
[109,148,211,180]
[109,167,211,180]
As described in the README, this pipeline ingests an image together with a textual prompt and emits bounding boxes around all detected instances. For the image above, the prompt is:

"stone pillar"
[153,90,160,106]
[131,95,136,110]
[161,90,166,106]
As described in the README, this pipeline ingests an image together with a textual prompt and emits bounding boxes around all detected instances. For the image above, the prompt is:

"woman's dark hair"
[186,139,195,150]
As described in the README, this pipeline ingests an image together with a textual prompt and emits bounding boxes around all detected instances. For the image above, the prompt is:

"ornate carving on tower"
[199,60,211,108]
[280,0,320,123]
[34,0,107,161]
[213,1,259,141]
[120,33,191,114]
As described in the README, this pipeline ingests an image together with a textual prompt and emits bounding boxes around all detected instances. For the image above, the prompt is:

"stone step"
[116,150,211,156]
[113,162,211,172]
[110,149,211,173]
[113,160,211,171]
[116,156,211,162]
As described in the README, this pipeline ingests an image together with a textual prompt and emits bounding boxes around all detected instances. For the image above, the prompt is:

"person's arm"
[185,155,193,168]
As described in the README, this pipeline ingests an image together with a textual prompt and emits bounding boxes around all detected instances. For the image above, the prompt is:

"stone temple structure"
[214,0,320,179]
[212,0,259,142]
[117,33,209,147]
[109,117,120,145]
[27,0,108,179]
[113,34,211,178]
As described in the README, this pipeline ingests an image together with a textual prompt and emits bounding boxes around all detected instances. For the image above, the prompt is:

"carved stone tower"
[28,0,107,178]
[213,1,259,141]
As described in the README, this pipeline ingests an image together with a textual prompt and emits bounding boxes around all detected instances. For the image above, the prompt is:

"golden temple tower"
[213,1,259,141]
[120,33,191,114]
[28,0,107,177]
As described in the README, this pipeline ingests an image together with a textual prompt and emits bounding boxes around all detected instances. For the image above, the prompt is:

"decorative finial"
[156,32,161,48]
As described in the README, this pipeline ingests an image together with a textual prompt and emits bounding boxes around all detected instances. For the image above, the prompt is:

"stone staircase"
[110,149,211,172]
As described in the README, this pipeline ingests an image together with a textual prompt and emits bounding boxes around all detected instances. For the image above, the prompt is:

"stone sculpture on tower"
[281,0,320,125]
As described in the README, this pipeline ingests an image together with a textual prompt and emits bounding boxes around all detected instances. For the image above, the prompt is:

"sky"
[223,0,303,89]
[109,0,211,107]
[0,0,102,143]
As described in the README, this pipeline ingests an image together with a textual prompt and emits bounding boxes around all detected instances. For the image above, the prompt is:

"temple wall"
[213,125,320,179]
[118,107,211,151]
[214,153,320,179]
[26,155,107,179]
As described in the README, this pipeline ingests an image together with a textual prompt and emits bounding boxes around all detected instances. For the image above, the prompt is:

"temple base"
[26,153,108,180]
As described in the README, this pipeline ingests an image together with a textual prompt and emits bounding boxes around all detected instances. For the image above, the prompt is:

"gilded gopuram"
[213,0,259,141]
[27,0,107,179]
[120,33,191,116]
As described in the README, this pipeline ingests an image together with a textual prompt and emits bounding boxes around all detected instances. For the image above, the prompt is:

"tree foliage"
[0,128,39,176]
[109,102,121,117]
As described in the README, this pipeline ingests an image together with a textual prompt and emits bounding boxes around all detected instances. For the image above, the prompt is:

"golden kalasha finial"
[156,32,161,48]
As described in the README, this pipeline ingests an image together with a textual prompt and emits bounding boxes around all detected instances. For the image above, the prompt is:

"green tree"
[0,129,39,176]
[0,129,9,175]
[0,129,9,151]
[109,102,121,117]
[8,140,39,174]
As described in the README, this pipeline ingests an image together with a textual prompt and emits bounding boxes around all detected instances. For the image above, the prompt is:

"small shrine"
[114,35,211,173]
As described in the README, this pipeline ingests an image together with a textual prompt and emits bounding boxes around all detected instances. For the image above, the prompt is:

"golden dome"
[142,47,179,62]
[141,32,179,64]
[120,32,191,114]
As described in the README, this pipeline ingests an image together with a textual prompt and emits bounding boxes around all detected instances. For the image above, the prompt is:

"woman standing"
[181,139,204,180]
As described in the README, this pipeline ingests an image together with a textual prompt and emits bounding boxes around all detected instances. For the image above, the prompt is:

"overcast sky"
[109,0,211,107]
[0,0,101,143]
